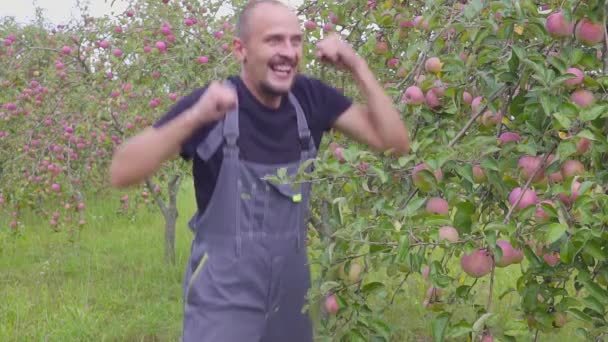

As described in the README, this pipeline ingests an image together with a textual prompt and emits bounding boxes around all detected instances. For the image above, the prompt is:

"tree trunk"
[164,175,181,264]
[145,174,181,265]
[164,207,177,264]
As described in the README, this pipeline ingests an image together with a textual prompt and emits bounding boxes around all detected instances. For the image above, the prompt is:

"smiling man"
[109,0,409,341]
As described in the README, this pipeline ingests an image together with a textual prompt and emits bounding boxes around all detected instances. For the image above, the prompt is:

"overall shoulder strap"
[288,92,314,152]
[195,79,239,161]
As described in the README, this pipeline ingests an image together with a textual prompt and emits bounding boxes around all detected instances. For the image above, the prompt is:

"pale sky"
[0,0,304,25]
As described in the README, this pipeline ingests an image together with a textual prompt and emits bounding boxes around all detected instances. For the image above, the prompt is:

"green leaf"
[472,313,495,332]
[445,320,472,339]
[369,319,391,340]
[583,240,607,262]
[523,245,542,268]
[480,156,499,171]
[540,95,554,116]
[431,312,450,342]
[545,223,567,244]
[362,282,385,294]
[404,197,427,216]
[580,105,607,122]
[581,296,605,316]
[395,235,410,263]
[320,281,340,294]
[552,112,572,129]
[560,239,574,264]
[454,201,475,234]
[581,278,608,305]
[511,45,525,61]
[567,308,592,322]
[557,140,576,160]
[371,166,388,183]
[575,328,590,340]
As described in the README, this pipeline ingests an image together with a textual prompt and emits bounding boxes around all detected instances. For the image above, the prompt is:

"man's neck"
[239,72,282,109]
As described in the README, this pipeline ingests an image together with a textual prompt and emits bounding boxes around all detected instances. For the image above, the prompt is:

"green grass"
[0,184,197,342]
[0,181,595,341]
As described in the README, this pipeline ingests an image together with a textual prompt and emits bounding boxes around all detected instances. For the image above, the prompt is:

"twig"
[603,6,608,74]
[390,273,410,305]
[392,8,464,103]
[398,188,419,212]
[504,144,557,224]
[448,85,509,147]
[487,263,495,311]
[145,179,167,214]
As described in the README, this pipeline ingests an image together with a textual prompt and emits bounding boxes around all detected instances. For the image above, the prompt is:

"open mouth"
[270,64,293,78]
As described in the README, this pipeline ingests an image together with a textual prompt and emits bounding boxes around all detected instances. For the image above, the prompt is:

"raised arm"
[109,81,237,188]
[315,33,410,156]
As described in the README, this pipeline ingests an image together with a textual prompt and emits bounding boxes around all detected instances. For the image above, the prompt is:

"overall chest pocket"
[263,180,307,236]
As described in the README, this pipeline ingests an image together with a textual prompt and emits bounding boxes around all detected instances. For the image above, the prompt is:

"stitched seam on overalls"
[185,252,208,302]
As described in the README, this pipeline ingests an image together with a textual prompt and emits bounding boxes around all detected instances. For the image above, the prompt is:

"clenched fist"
[315,33,361,72]
[189,81,237,126]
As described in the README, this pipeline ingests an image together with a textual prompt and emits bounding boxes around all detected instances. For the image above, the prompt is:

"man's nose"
[277,41,298,59]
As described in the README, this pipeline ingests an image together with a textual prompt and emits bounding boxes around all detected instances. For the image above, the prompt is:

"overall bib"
[182,81,317,342]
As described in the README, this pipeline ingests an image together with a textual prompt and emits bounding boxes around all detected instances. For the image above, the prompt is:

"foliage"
[275,0,608,341]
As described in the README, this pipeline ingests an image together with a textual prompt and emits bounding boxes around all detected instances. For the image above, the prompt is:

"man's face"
[235,4,303,97]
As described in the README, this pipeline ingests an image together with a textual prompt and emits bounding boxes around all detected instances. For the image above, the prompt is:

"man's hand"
[315,33,362,72]
[188,81,237,127]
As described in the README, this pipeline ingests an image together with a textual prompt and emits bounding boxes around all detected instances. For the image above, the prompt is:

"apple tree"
[268,0,608,341]
[0,0,242,263]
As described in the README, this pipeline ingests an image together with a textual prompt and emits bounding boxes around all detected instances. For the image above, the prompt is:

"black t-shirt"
[153,74,352,214]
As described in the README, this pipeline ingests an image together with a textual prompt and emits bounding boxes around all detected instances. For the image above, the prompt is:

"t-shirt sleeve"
[306,78,353,132]
[152,86,209,161]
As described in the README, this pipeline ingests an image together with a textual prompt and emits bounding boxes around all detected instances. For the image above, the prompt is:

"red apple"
[426,197,449,215]
[575,138,591,155]
[517,155,545,183]
[560,160,584,179]
[304,21,316,30]
[495,240,516,267]
[508,187,537,210]
[375,41,388,54]
[324,294,339,314]
[535,200,554,223]
[575,18,605,45]
[498,132,521,145]
[438,226,459,243]
[571,89,594,107]
[472,96,483,112]
[545,11,574,37]
[402,86,425,104]
[543,252,560,266]
[425,57,442,73]
[461,249,494,278]
[564,67,584,86]
[155,41,167,51]
[472,164,486,183]
[425,89,441,109]
[463,91,473,105]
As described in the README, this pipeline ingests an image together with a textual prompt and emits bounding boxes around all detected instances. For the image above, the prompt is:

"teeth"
[272,65,291,73]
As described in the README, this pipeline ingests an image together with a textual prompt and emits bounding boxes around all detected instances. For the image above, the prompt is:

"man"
[109,0,409,340]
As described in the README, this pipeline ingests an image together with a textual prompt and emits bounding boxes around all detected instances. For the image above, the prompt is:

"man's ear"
[232,37,246,63]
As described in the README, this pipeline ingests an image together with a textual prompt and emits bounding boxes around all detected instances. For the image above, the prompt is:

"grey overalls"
[181,81,317,342]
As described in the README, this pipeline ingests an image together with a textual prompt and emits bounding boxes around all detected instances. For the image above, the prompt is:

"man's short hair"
[236,0,290,41]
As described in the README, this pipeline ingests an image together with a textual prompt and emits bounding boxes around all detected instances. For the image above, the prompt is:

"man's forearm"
[351,56,410,154]
[109,108,201,188]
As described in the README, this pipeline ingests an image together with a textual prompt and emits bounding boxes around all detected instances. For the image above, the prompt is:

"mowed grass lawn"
[0,180,589,341]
